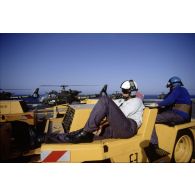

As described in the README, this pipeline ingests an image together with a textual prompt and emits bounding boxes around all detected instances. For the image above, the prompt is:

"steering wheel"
[99,84,108,97]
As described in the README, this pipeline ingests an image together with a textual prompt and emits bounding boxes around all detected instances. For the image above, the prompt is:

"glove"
[149,103,159,107]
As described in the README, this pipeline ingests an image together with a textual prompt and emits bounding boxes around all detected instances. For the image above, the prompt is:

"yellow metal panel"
[0,100,25,114]
[44,118,64,133]
[174,121,195,130]
[155,124,177,157]
[70,109,92,131]
[104,136,146,162]
[41,140,106,162]
[0,112,35,125]
[10,101,23,113]
[138,108,158,140]
[44,119,50,133]
[83,99,98,104]
[0,101,11,114]
[110,148,146,163]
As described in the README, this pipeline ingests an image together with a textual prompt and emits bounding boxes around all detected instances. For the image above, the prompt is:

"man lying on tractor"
[44,80,145,144]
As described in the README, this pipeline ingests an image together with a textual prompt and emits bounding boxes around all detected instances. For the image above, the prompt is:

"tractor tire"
[11,121,37,151]
[171,129,194,163]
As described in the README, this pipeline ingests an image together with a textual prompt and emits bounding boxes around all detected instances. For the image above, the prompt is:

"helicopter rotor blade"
[40,85,63,87]
[40,84,101,88]
[0,88,31,91]
[66,85,101,86]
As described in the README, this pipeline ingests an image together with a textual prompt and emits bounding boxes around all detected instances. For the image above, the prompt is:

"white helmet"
[120,80,138,97]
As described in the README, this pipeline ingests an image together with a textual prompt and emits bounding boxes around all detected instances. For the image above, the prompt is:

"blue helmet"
[166,76,183,88]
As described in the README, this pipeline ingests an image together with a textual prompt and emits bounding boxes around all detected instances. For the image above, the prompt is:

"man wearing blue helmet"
[151,76,192,145]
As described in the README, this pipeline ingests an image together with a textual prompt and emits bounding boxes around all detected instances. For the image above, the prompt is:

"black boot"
[68,130,94,144]
[36,134,46,144]
[45,133,72,143]
[67,129,84,138]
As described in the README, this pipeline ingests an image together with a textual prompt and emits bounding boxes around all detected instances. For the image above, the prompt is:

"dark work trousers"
[46,96,138,143]
[150,110,188,145]
[84,96,138,139]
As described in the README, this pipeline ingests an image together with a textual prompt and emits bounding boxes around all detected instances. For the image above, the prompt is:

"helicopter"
[40,84,99,105]
[0,90,12,100]
[0,88,42,109]
[110,91,122,99]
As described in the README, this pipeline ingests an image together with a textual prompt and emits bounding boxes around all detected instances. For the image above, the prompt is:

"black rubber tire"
[11,121,37,151]
[171,129,194,163]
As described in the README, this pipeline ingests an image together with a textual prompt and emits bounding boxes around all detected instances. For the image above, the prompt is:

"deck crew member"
[46,80,145,143]
[151,76,192,145]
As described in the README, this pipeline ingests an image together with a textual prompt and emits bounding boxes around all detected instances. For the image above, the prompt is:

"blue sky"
[0,33,195,95]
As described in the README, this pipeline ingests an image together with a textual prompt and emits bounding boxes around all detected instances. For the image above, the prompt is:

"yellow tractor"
[1,96,195,163]
[0,99,71,161]
[0,100,46,161]
[40,102,195,163]
[0,100,36,125]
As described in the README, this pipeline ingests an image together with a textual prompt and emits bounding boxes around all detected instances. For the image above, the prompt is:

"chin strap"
[122,96,130,101]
